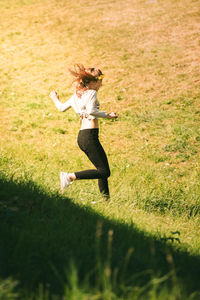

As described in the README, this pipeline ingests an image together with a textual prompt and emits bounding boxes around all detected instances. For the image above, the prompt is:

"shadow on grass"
[0,176,200,297]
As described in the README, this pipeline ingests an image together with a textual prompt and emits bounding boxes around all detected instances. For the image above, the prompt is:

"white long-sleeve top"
[52,89,108,120]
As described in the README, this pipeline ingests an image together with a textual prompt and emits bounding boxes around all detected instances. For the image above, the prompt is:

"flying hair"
[69,64,103,97]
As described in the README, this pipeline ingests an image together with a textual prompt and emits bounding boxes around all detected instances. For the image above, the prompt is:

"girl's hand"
[107,112,118,119]
[49,90,59,100]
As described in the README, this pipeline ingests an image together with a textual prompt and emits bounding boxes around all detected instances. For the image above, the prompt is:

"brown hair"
[69,64,103,97]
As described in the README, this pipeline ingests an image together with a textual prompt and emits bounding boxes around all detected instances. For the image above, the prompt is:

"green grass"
[0,0,200,298]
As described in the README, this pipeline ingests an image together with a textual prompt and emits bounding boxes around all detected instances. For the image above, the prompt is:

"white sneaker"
[60,172,72,192]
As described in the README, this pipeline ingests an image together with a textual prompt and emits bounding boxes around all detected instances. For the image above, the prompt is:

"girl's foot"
[60,172,72,192]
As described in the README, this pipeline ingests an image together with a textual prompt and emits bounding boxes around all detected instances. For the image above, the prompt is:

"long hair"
[69,64,103,97]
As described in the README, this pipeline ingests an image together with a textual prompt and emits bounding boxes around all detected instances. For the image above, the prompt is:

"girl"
[49,64,118,199]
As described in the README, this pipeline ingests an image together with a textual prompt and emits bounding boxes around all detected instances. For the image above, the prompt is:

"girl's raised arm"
[49,90,74,112]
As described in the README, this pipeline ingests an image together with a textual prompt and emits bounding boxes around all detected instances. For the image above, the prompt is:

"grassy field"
[0,0,200,298]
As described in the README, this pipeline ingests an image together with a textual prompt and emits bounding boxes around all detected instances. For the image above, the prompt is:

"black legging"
[75,128,110,197]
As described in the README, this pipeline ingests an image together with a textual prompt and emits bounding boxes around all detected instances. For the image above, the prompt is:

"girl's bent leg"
[75,128,111,197]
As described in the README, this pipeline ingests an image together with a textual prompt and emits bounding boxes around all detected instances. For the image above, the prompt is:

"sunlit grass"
[0,0,200,247]
[1,0,200,298]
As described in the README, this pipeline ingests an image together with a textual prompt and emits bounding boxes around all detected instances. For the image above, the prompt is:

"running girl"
[50,64,118,198]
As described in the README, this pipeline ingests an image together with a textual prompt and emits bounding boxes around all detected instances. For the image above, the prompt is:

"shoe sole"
[60,172,71,192]
[60,172,66,192]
